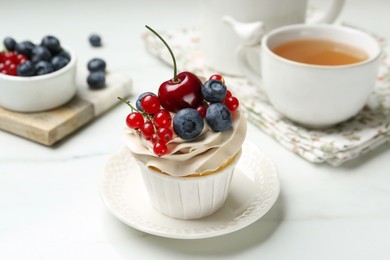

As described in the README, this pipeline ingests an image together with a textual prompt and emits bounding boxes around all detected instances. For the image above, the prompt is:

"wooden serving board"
[0,70,132,146]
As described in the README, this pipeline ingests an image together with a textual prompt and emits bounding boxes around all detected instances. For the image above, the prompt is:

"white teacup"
[236,24,382,128]
[200,0,345,76]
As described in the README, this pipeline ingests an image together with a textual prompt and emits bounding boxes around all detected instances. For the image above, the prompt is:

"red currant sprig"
[118,96,173,156]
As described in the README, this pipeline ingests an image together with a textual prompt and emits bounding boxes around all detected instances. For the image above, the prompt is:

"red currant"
[196,104,207,118]
[126,112,144,129]
[151,133,159,144]
[141,94,161,114]
[209,74,225,84]
[4,60,12,68]
[0,63,4,71]
[6,63,17,76]
[16,54,27,65]
[153,141,168,156]
[153,109,171,128]
[225,96,239,111]
[141,121,155,139]
[226,90,232,99]
[3,51,16,63]
[157,127,173,143]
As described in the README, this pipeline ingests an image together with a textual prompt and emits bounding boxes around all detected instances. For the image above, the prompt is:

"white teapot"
[200,0,345,76]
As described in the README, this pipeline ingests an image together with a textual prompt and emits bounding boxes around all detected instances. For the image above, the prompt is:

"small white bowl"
[0,47,77,112]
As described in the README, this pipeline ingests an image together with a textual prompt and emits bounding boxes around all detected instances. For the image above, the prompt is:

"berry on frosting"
[224,96,239,111]
[209,74,225,84]
[201,79,227,103]
[136,92,155,111]
[153,109,172,128]
[126,112,144,129]
[173,108,204,140]
[141,94,161,114]
[206,103,232,132]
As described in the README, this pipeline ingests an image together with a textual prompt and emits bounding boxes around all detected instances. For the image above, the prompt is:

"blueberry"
[89,34,102,47]
[87,71,105,89]
[41,35,61,54]
[15,41,35,57]
[51,56,69,71]
[34,61,54,75]
[30,46,52,63]
[173,108,204,139]
[17,61,35,76]
[87,58,106,72]
[56,50,71,60]
[4,37,16,51]
[206,103,232,132]
[136,92,156,111]
[201,79,227,102]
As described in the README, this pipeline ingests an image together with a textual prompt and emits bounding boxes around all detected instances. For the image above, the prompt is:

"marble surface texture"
[0,0,389,259]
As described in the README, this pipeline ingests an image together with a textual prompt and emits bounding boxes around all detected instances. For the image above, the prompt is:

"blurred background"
[1,0,389,95]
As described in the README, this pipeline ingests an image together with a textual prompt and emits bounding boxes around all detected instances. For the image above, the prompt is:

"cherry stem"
[145,25,178,83]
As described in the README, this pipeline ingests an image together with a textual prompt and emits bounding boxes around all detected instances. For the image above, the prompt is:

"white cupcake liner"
[137,150,242,219]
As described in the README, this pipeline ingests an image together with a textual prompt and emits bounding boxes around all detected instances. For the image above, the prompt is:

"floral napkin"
[142,26,390,166]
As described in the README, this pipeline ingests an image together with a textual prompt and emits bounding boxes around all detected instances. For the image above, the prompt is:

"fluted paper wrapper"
[137,150,241,219]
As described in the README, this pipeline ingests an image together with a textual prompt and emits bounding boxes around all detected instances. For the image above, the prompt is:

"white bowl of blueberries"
[0,35,77,112]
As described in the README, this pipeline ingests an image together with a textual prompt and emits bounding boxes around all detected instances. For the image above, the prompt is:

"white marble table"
[1,0,390,259]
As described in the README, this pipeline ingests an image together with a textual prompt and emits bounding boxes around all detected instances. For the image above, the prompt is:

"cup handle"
[307,0,346,23]
[236,44,267,96]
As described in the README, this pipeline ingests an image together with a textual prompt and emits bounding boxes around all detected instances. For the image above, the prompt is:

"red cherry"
[126,112,144,129]
[141,121,155,139]
[225,96,239,111]
[196,104,207,118]
[157,127,173,143]
[153,109,171,128]
[141,95,161,114]
[153,141,168,156]
[209,74,225,84]
[158,71,204,113]
[0,63,4,71]
[145,26,204,113]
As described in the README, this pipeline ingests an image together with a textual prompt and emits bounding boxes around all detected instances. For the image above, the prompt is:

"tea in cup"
[236,24,382,128]
[200,0,345,75]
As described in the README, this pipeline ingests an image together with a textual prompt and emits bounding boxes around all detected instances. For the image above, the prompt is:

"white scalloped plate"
[100,142,280,239]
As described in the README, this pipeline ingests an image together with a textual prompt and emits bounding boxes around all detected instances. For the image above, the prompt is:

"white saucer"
[100,142,280,239]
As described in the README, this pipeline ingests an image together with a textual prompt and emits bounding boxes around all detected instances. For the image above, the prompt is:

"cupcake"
[118,26,247,219]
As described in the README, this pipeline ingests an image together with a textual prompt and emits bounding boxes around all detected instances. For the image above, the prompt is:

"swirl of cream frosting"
[124,110,247,177]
